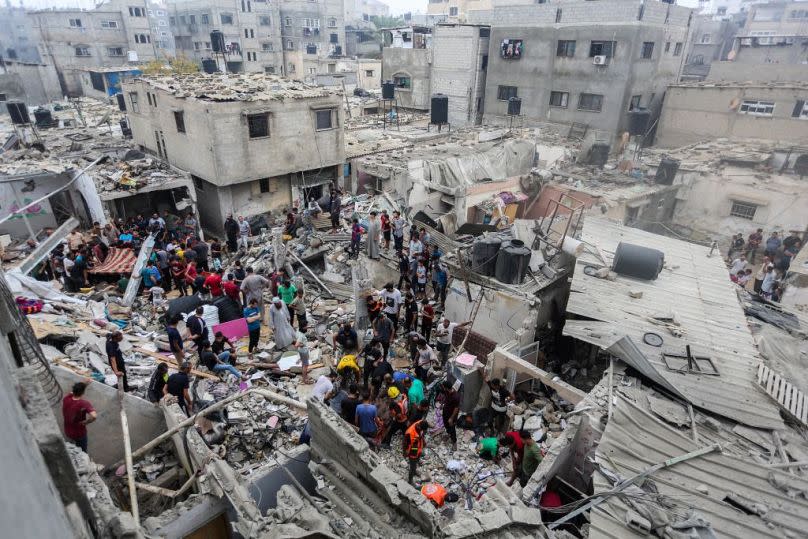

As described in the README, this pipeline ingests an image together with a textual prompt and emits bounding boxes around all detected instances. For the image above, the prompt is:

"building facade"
[381,26,432,110]
[656,81,808,147]
[279,0,346,80]
[0,60,63,105]
[121,73,345,233]
[344,0,389,24]
[730,1,808,64]
[681,14,740,80]
[0,4,42,64]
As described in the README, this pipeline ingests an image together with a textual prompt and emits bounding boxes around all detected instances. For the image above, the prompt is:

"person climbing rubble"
[500,430,525,487]
[404,419,429,485]
[237,215,251,251]
[165,361,193,415]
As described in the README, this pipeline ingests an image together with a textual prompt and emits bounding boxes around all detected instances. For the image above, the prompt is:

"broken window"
[315,109,334,130]
[557,40,576,57]
[549,91,568,108]
[662,347,719,375]
[265,65,275,74]
[365,69,374,76]
[90,72,105,92]
[129,92,139,113]
[497,85,517,101]
[629,95,641,111]
[174,111,186,133]
[730,201,757,220]
[641,41,654,59]
[739,99,774,115]
[259,178,271,193]
[69,17,82,27]
[393,75,411,89]
[589,40,615,58]
[578,93,603,112]
[247,113,269,138]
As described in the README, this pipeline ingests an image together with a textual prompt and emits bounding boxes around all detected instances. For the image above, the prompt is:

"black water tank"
[431,93,448,125]
[210,30,225,53]
[612,242,664,280]
[381,80,395,99]
[495,239,531,284]
[6,101,30,125]
[628,107,650,136]
[116,92,127,111]
[507,96,522,116]
[202,58,218,74]
[588,143,610,167]
[655,157,680,185]
[120,119,132,138]
[472,235,502,276]
[33,108,53,128]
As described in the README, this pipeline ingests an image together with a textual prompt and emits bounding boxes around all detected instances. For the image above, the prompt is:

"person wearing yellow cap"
[382,385,409,449]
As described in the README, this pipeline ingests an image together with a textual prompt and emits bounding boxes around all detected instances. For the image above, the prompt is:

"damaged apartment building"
[121,72,345,234]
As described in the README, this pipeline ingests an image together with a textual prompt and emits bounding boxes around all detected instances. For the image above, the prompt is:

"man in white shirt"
[237,216,251,250]
[409,237,423,261]
[730,254,748,275]
[378,283,402,328]
[312,371,337,401]
[435,318,471,364]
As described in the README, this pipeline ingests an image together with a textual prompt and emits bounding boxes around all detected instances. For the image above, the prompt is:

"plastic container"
[494,239,532,284]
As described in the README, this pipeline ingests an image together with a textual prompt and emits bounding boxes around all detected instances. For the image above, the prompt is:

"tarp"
[5,270,86,305]
[88,247,136,274]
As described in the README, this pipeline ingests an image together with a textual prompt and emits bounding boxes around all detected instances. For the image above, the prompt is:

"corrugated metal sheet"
[591,397,808,539]
[564,216,783,430]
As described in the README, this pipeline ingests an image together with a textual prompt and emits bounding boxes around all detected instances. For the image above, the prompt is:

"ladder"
[758,363,808,427]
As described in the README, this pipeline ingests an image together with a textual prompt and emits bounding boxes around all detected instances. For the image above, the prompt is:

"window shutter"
[792,100,805,118]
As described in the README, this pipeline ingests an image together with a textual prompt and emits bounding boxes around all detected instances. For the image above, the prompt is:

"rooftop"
[563,215,784,429]
[670,80,808,90]
[131,73,341,102]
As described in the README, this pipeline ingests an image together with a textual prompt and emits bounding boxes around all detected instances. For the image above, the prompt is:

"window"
[0,94,6,102]
[69,18,82,27]
[247,113,269,138]
[262,42,274,51]
[730,201,757,220]
[259,178,271,193]
[245,28,254,38]
[700,33,712,44]
[497,85,517,101]
[589,40,615,57]
[158,20,167,26]
[221,13,233,24]
[673,42,682,56]
[306,44,317,54]
[204,41,210,48]
[174,111,186,133]
[108,47,124,56]
[265,66,275,74]
[365,69,374,76]
[330,33,339,44]
[792,100,808,118]
[578,93,603,112]
[716,7,727,15]
[241,0,246,11]
[201,14,209,24]
[739,100,774,115]
[641,41,654,59]
[129,92,139,113]
[75,46,91,57]
[285,17,292,26]
[308,67,316,74]
[692,54,704,65]
[629,95,641,110]
[101,20,118,28]
[286,39,294,50]
[90,72,105,92]
[549,91,568,108]
[790,9,808,18]
[665,41,670,52]
[260,16,271,25]
[194,42,201,50]
[328,17,337,27]
[557,40,576,57]
[248,52,257,61]
[449,7,458,15]
[180,15,186,24]
[128,7,144,17]
[169,16,175,25]
[315,109,334,130]
[393,75,411,89]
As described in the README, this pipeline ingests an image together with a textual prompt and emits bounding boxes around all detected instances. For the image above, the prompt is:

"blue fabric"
[244,307,261,330]
[356,403,378,434]
[213,364,241,378]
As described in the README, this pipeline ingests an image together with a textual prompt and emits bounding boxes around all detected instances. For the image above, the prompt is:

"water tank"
[6,101,30,125]
[115,92,127,111]
[495,239,531,284]
[201,58,218,74]
[210,30,225,53]
[628,108,650,136]
[612,242,664,280]
[120,118,132,138]
[430,93,448,125]
[33,108,53,128]
[507,96,522,116]
[655,157,680,185]
[472,235,502,276]
[588,143,610,167]
[381,80,395,100]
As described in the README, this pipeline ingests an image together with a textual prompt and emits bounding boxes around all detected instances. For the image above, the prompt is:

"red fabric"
[204,273,223,296]
[223,281,240,301]
[540,490,562,508]
[88,247,135,274]
[62,395,94,440]
[505,431,524,460]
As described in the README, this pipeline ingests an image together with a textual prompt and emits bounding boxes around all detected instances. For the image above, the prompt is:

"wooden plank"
[786,385,796,414]
[783,383,792,412]
[766,371,776,396]
[801,397,808,424]
[797,391,805,420]
[773,375,783,402]
[757,363,765,385]
[134,347,218,380]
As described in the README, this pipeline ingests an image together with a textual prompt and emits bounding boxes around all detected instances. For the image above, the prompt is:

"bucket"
[561,237,584,257]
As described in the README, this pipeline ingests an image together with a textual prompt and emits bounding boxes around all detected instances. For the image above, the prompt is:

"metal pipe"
[120,407,140,524]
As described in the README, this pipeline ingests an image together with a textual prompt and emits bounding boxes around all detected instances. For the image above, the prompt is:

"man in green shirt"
[520,431,542,487]
[478,437,499,461]
[278,280,297,325]
[403,376,425,407]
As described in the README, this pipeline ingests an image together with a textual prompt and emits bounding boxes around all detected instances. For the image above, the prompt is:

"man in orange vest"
[382,386,409,448]
[403,419,429,485]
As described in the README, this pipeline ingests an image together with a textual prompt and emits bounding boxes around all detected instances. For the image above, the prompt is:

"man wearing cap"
[382,386,409,448]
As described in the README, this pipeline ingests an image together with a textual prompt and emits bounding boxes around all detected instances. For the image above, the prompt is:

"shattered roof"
[132,72,341,102]
[563,216,784,429]
[591,396,808,539]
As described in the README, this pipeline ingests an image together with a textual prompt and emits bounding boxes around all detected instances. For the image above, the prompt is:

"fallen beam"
[289,250,334,298]
[122,234,156,307]
[134,473,198,499]
[17,217,80,275]
[490,347,587,405]
[134,347,218,381]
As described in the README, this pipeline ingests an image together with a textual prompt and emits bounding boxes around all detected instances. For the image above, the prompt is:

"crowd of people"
[727,228,803,302]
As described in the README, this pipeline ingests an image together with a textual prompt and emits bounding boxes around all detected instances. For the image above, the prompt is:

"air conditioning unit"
[593,55,609,65]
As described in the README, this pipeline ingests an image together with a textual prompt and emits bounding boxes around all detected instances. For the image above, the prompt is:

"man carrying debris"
[62,382,97,452]
[165,362,193,415]
[404,419,429,485]
[106,331,129,392]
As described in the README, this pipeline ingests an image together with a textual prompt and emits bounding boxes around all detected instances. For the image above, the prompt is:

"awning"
[89,247,136,275]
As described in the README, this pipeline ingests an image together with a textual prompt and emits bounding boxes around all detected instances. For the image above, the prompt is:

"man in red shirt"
[62,382,97,452]
[500,430,525,486]
[223,273,241,303]
[204,268,224,297]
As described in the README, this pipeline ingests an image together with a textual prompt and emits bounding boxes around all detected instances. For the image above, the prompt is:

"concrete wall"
[382,46,431,110]
[656,84,808,147]
[682,16,738,81]
[52,367,167,467]
[707,61,808,81]
[0,5,43,64]
[482,20,688,135]
[0,62,63,105]
[280,0,346,78]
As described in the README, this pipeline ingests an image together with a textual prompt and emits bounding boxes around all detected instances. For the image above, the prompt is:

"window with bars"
[739,100,774,115]
[730,201,757,220]
[578,93,603,112]
[497,85,517,101]
[641,41,654,59]
[549,91,568,108]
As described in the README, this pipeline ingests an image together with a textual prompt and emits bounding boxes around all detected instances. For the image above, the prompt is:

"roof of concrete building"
[670,80,808,90]
[79,66,143,73]
[132,73,341,102]
[563,215,785,429]
[591,396,808,538]
[643,138,808,172]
